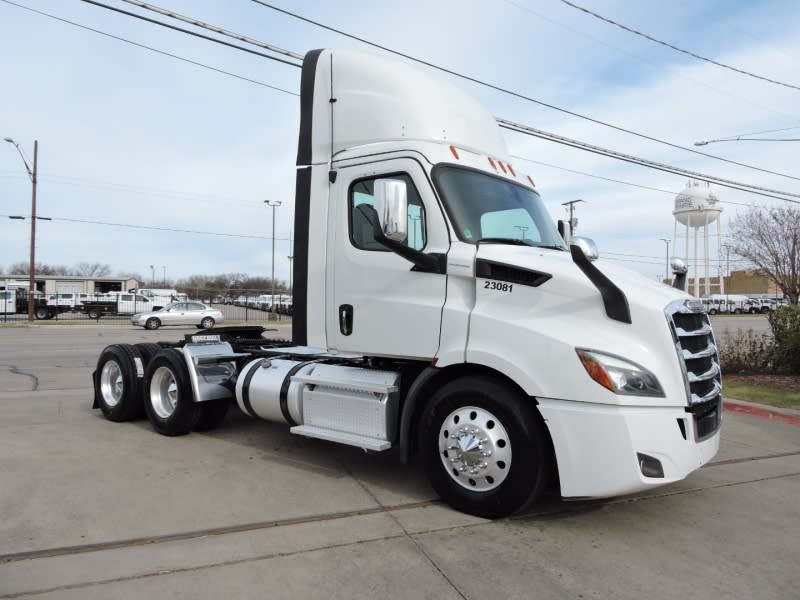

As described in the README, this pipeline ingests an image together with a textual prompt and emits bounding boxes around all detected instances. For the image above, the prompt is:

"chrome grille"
[665,299,722,441]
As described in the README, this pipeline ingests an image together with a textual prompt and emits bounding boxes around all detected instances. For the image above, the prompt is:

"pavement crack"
[338,462,470,600]
[7,365,39,391]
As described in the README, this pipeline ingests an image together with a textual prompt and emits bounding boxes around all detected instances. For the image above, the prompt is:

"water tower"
[672,180,724,297]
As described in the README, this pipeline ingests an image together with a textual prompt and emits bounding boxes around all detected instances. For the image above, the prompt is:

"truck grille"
[665,299,722,441]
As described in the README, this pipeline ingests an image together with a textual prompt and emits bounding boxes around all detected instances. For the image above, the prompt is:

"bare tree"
[728,206,800,305]
[75,262,111,277]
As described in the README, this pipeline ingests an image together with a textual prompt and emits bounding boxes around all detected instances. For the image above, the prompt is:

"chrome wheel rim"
[438,405,512,491]
[99,360,123,407]
[150,366,178,419]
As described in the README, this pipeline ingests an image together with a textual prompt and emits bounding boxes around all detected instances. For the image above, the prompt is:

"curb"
[723,398,800,427]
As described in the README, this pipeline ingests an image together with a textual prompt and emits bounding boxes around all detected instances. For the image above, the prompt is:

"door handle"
[339,304,353,336]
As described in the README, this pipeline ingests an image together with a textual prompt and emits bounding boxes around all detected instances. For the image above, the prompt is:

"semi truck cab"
[92,48,721,518]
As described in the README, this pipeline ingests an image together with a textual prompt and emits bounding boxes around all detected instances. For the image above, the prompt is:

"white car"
[131,302,224,330]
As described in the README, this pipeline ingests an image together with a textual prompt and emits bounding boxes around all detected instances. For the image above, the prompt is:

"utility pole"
[4,138,38,322]
[561,199,585,241]
[265,200,282,320]
[660,238,671,283]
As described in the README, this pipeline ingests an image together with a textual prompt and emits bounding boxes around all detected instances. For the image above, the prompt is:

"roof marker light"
[488,157,498,171]
[508,164,516,177]
[498,161,508,174]
[449,145,460,160]
[527,175,536,187]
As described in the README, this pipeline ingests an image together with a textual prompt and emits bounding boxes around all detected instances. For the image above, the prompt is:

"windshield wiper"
[532,244,568,251]
[476,237,534,247]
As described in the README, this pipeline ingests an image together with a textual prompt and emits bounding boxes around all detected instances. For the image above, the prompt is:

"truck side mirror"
[373,179,408,243]
[571,236,599,261]
[670,257,688,291]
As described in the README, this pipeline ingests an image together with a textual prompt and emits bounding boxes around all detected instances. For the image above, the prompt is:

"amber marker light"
[449,145,460,159]
[577,350,615,392]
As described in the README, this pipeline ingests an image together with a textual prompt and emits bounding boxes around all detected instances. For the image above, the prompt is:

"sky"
[1,0,799,287]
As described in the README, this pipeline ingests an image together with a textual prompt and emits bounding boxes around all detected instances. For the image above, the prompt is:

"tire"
[133,343,162,367]
[95,344,145,422]
[194,400,230,431]
[734,308,743,314]
[200,317,215,329]
[88,308,102,320]
[143,349,200,436]
[420,376,552,519]
[35,307,51,320]
[145,317,161,330]
[708,308,717,315]
[748,308,757,314]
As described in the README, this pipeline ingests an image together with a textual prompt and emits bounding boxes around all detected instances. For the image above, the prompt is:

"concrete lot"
[0,326,798,599]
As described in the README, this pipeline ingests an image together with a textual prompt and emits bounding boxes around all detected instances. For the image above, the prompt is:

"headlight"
[576,349,664,397]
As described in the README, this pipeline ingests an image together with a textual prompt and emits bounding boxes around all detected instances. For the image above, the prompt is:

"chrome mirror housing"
[571,236,599,261]
[670,257,688,275]
[373,179,408,243]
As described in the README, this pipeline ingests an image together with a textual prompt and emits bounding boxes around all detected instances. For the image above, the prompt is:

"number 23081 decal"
[483,280,513,292]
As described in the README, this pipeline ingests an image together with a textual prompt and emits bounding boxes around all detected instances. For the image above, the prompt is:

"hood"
[469,244,695,404]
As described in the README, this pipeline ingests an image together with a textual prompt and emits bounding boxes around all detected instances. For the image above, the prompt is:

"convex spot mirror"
[373,178,408,243]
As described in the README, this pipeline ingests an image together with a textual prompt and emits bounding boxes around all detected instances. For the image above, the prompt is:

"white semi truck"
[92,49,721,518]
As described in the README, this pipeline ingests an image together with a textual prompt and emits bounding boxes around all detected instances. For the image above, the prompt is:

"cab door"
[327,157,449,359]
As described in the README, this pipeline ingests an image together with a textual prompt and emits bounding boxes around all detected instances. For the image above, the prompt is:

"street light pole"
[287,255,293,295]
[4,138,37,322]
[264,200,282,320]
[660,238,671,283]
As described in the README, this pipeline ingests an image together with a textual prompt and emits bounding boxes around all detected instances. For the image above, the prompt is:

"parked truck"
[81,292,157,319]
[129,288,187,309]
[92,49,721,518]
[0,288,53,319]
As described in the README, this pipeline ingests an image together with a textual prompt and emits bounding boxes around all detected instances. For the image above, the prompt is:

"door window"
[349,173,427,251]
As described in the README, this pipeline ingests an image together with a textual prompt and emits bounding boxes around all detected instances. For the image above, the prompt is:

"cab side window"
[349,174,427,251]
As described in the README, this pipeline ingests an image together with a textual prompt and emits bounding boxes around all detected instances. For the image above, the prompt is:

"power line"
[498,118,800,203]
[248,0,800,183]
[79,0,302,68]
[559,0,800,92]
[80,0,800,194]
[500,0,793,119]
[1,214,290,240]
[8,0,799,209]
[0,0,298,95]
[510,154,760,208]
[121,0,304,61]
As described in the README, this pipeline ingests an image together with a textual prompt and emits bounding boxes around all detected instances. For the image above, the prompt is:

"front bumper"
[537,397,720,498]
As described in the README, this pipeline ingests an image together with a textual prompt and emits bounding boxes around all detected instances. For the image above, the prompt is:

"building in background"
[0,275,138,296]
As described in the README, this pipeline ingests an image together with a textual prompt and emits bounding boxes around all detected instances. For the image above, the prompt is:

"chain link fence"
[0,290,292,325]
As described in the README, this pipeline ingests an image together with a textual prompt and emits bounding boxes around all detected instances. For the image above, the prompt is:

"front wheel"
[35,307,51,320]
[143,349,200,436]
[420,376,552,519]
[145,317,161,330]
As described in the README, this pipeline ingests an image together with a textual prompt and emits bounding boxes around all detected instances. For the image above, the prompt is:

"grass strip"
[724,381,800,410]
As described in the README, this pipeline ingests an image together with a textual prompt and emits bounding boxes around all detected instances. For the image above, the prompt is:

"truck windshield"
[433,165,567,250]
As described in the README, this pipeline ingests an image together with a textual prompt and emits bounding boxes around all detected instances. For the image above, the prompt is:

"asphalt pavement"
[0,326,798,599]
